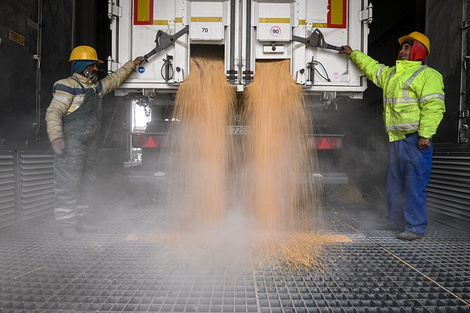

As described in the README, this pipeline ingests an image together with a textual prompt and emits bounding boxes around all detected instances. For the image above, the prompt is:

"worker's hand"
[133,56,145,65]
[51,138,66,155]
[339,45,353,55]
[418,137,431,150]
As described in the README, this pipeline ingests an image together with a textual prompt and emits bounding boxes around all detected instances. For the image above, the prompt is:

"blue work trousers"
[385,133,433,234]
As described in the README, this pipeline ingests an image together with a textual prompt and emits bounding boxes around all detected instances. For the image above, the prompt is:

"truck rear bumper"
[128,171,348,185]
[128,170,166,183]
[313,172,348,185]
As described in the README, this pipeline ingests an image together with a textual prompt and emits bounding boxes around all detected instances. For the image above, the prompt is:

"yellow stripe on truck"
[153,18,183,25]
[299,20,329,28]
[191,17,223,22]
[153,20,168,25]
[259,18,290,24]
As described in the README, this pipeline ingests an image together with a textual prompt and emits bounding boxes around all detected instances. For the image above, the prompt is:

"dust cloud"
[131,56,348,271]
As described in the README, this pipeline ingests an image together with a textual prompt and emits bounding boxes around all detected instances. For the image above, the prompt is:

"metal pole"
[72,0,76,57]
[229,0,236,85]
[245,0,252,85]
[34,0,43,142]
[460,0,469,143]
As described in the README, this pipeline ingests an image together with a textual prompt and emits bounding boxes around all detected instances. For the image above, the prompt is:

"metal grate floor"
[1,200,469,312]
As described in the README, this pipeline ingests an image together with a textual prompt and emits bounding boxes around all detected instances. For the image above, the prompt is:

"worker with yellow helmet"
[45,45,144,239]
[340,31,445,241]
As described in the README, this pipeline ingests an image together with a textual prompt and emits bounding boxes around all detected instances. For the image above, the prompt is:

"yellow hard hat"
[68,45,103,63]
[398,31,430,56]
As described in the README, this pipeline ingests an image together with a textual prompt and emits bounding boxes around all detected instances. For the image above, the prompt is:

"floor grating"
[0,203,469,312]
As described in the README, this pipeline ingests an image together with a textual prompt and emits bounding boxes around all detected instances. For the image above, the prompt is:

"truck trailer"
[106,0,373,189]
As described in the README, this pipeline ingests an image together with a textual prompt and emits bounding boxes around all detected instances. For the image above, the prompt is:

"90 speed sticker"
[270,26,281,37]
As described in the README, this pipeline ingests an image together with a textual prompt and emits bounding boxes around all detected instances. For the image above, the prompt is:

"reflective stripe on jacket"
[350,50,445,142]
[46,60,136,142]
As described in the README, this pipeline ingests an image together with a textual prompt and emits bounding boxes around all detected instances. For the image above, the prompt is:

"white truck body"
[108,0,373,186]
[108,0,372,100]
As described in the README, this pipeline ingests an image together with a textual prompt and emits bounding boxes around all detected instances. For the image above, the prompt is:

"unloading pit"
[1,203,469,313]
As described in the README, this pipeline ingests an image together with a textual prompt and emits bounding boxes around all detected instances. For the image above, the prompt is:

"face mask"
[83,68,99,83]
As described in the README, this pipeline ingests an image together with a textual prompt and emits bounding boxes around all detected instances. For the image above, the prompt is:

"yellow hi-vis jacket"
[350,50,445,142]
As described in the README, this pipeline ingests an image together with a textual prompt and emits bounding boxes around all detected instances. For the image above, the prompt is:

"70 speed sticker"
[200,25,211,37]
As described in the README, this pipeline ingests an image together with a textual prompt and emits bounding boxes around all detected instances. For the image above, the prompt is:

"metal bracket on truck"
[143,25,190,62]
[292,29,345,52]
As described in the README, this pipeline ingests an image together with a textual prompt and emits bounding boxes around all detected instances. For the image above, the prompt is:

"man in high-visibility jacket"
[340,31,445,240]
[46,46,144,239]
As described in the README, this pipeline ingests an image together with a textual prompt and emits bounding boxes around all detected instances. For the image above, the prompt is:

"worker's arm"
[45,79,75,153]
[415,68,446,143]
[99,57,144,96]
[340,47,394,90]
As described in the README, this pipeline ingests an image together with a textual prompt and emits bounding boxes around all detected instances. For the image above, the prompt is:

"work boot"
[397,230,423,241]
[60,227,81,239]
[375,223,404,231]
[77,215,98,232]
[77,221,98,233]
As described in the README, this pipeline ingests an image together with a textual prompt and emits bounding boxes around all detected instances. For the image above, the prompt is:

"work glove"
[51,138,66,155]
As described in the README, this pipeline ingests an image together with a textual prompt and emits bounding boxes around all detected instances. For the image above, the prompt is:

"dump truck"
[106,0,373,189]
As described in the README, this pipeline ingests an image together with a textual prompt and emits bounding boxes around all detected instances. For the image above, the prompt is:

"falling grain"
[242,60,320,232]
[167,56,236,230]
[158,57,335,270]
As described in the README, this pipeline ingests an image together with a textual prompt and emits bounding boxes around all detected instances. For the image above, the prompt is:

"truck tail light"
[132,135,167,148]
[132,134,341,149]
[312,136,343,149]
